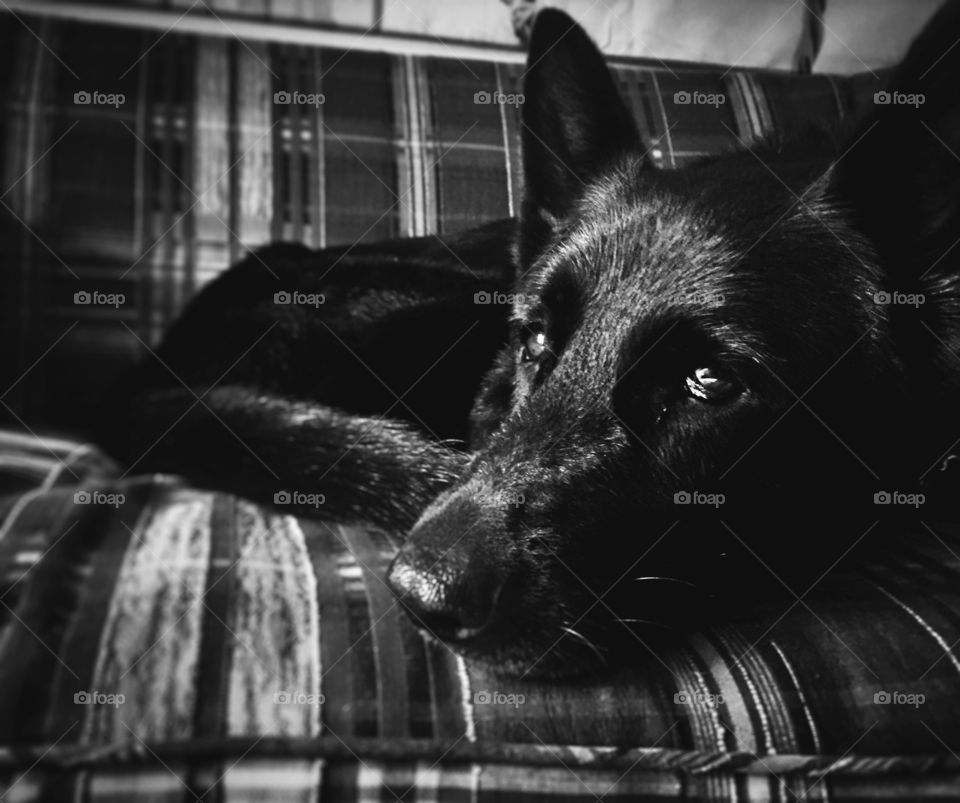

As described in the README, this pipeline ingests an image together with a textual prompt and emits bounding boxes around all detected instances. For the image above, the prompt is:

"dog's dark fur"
[101,4,960,678]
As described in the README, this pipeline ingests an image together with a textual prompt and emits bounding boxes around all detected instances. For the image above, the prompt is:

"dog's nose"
[386,501,507,642]
[387,552,503,641]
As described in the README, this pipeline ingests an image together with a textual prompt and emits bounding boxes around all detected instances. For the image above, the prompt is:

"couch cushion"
[1,432,959,800]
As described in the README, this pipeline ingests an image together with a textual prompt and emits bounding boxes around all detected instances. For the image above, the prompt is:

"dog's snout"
[387,552,503,642]
[387,499,509,643]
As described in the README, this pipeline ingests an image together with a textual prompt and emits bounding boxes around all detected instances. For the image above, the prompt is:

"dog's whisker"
[634,576,699,588]
[559,626,608,666]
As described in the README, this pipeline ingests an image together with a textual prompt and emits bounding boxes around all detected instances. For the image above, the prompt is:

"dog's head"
[388,5,960,677]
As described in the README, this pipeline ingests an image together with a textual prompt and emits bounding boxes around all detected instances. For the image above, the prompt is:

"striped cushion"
[1,431,959,800]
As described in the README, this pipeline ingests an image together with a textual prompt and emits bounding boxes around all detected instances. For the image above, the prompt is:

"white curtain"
[375,0,944,73]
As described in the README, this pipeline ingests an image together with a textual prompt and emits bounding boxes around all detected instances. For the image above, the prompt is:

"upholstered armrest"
[1,431,958,800]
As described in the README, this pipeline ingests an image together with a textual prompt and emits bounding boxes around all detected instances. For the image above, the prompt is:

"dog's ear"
[831,0,960,285]
[520,9,642,265]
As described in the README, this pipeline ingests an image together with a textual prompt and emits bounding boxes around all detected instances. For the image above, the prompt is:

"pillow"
[1,431,959,800]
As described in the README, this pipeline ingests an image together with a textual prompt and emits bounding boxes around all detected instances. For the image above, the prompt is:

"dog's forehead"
[511,185,888,371]
[514,186,736,321]
[512,153,878,328]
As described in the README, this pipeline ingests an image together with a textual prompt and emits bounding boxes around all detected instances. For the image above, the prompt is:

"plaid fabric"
[0,14,882,434]
[1,432,960,800]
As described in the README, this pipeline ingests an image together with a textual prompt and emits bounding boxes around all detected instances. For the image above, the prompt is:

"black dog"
[101,5,960,679]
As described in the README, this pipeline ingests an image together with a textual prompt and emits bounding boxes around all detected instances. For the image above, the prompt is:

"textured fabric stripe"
[302,519,355,738]
[38,483,148,743]
[235,41,275,250]
[187,493,239,802]
[431,763,474,803]
[147,32,194,338]
[726,72,762,142]
[412,55,437,236]
[0,484,64,596]
[744,72,774,135]
[871,576,960,677]
[393,53,415,237]
[0,431,94,467]
[0,485,144,744]
[192,36,231,288]
[379,760,415,802]
[769,640,823,754]
[221,759,321,803]
[356,761,384,803]
[286,48,307,246]
[192,493,238,738]
[688,633,759,753]
[221,505,322,801]
[88,768,188,801]
[225,504,321,737]
[476,763,683,798]
[82,486,213,743]
[712,625,800,754]
[425,639,468,741]
[334,528,379,738]
[394,54,436,238]
[663,647,729,752]
[750,601,879,752]
[0,440,94,520]
[730,71,775,142]
[363,527,434,739]
[0,489,80,742]
[456,655,477,743]
[397,618,434,739]
[338,524,410,739]
[867,537,960,688]
[310,48,326,249]
[706,771,737,802]
[872,537,960,638]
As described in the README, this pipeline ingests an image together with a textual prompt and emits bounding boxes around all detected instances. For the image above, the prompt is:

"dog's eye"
[685,366,742,403]
[520,327,549,363]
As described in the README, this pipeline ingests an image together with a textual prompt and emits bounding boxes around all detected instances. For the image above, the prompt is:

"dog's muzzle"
[386,497,512,644]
